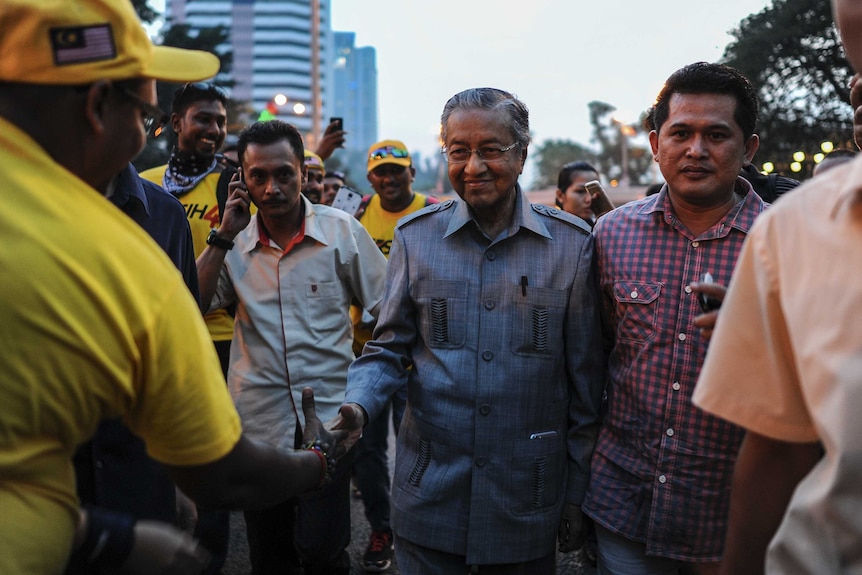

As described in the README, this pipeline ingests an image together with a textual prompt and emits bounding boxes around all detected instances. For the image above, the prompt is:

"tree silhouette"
[721,0,853,177]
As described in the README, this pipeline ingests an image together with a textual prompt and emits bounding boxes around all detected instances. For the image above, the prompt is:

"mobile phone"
[331,185,362,216]
[329,117,343,131]
[698,272,722,313]
[584,180,615,218]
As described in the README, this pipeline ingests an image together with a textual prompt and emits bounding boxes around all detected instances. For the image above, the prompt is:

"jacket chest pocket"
[613,280,661,344]
[512,286,568,358]
[412,280,468,349]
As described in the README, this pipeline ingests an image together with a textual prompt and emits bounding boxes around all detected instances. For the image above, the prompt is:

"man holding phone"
[350,138,438,572]
[196,120,387,574]
[582,62,768,573]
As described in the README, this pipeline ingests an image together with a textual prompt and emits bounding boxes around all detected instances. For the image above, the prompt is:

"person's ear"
[170,111,183,134]
[82,80,112,136]
[409,166,416,181]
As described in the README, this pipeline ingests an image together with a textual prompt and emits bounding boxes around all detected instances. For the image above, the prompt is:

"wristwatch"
[206,229,234,250]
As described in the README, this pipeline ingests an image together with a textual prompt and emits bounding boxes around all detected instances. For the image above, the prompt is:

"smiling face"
[650,92,758,207]
[443,108,526,215]
[242,139,305,222]
[173,99,227,159]
[367,163,415,212]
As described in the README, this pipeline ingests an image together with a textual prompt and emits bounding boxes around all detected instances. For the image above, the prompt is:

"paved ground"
[221,422,596,575]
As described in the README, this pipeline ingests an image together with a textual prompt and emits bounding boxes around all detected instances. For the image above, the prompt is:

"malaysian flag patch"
[50,24,116,66]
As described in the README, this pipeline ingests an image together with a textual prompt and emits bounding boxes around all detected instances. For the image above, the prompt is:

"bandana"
[162,149,218,196]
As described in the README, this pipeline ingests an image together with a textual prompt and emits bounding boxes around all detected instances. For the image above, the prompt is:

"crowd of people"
[2,0,862,575]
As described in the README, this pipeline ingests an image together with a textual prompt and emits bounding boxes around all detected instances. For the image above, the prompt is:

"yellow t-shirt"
[351,192,433,352]
[0,118,241,574]
[139,164,236,341]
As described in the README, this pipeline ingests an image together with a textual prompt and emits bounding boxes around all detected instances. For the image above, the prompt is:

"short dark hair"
[440,87,531,150]
[237,120,305,168]
[557,160,599,191]
[171,82,228,116]
[648,62,759,140]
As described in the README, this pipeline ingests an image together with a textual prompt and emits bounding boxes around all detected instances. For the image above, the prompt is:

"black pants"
[244,449,355,575]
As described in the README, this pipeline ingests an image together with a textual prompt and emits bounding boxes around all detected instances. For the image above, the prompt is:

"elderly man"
[334,88,605,574]
[0,2,343,573]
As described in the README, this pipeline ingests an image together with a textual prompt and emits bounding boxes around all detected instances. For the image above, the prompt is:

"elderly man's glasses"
[369,146,409,161]
[119,87,168,136]
[442,143,518,164]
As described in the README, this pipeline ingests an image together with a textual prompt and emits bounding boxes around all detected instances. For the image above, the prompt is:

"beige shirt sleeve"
[693,215,817,443]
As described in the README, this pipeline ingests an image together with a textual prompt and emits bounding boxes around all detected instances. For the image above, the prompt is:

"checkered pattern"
[584,180,768,561]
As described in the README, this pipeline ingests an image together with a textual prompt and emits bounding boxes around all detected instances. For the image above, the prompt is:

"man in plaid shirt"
[583,62,769,574]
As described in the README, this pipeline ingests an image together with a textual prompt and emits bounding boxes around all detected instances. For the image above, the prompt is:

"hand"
[558,503,588,553]
[689,280,727,340]
[587,181,615,219]
[120,520,211,575]
[326,403,366,458]
[851,73,862,150]
[300,387,348,460]
[218,169,252,238]
[314,120,346,160]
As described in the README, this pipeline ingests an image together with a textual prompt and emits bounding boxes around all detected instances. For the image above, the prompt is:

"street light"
[612,116,636,184]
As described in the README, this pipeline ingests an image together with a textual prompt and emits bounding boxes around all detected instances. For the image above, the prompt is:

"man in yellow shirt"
[352,139,438,572]
[0,2,344,573]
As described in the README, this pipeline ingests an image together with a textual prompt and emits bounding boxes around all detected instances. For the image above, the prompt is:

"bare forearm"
[720,432,821,575]
[195,245,227,312]
[167,435,323,510]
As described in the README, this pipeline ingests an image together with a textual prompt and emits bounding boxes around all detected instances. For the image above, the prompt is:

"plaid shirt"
[583,179,767,561]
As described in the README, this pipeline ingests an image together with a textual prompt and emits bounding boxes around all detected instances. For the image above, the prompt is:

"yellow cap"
[304,150,325,172]
[0,0,220,85]
[367,139,411,173]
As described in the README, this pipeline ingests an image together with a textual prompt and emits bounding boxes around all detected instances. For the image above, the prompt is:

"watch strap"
[207,229,234,250]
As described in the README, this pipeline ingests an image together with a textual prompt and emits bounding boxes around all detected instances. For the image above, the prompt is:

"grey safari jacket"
[345,187,605,565]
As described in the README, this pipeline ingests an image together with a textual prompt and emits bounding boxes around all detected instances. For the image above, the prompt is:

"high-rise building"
[165,0,335,139]
[331,31,378,152]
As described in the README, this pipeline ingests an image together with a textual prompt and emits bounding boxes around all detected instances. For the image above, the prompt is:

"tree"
[721,0,853,178]
[531,139,598,189]
[587,101,653,186]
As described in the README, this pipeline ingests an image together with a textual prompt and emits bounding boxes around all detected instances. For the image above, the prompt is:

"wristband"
[72,506,136,570]
[302,438,336,489]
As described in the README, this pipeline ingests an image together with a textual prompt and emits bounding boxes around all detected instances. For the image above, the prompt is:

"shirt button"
[479,404,491,416]
[95,460,104,469]
[486,252,496,261]
[684,285,692,294]
[692,241,700,248]
[482,350,494,361]
[476,457,487,467]
[678,333,687,341]
[672,382,681,391]
[484,299,495,310]
[667,428,674,437]
[630,290,639,299]
[658,474,667,484]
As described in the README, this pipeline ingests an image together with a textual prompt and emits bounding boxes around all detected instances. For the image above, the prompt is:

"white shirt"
[211,196,388,450]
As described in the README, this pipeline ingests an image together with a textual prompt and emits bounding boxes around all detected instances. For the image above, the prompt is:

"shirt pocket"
[512,286,568,358]
[613,280,661,344]
[304,280,343,332]
[412,280,468,349]
[509,433,563,514]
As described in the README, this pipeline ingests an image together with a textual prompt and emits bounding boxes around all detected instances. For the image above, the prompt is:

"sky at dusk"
[150,0,775,175]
